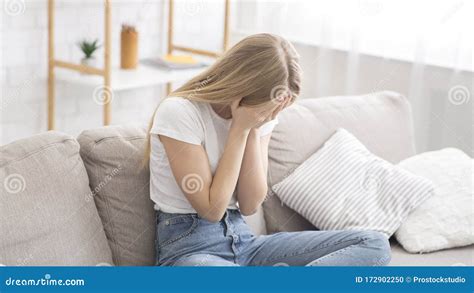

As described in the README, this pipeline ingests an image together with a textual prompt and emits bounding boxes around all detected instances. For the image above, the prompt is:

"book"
[141,54,208,70]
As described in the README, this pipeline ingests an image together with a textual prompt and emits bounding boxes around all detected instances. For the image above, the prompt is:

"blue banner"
[0,266,472,292]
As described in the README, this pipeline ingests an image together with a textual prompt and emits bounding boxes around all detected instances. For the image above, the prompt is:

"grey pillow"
[78,126,155,266]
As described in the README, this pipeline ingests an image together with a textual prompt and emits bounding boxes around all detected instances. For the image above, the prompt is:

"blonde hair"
[144,33,301,161]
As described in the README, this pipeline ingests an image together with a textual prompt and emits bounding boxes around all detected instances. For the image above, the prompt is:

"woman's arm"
[236,130,271,215]
[159,99,278,222]
[159,126,249,222]
[237,98,291,215]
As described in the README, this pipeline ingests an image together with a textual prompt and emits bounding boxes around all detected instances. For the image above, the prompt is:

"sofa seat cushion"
[265,91,416,233]
[0,131,113,266]
[78,126,156,266]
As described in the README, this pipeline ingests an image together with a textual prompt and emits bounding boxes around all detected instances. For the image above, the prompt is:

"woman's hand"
[270,96,292,120]
[230,98,279,131]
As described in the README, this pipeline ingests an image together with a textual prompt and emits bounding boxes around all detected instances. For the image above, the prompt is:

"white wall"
[1,0,231,144]
[1,0,166,144]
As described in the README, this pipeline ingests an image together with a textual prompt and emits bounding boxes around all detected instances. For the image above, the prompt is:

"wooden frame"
[167,0,230,56]
[166,0,230,94]
[47,0,230,129]
[47,0,111,129]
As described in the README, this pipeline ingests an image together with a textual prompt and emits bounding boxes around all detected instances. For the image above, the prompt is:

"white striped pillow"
[271,128,434,237]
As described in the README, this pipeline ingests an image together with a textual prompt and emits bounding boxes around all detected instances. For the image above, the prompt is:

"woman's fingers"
[283,96,291,108]
[271,102,284,120]
[270,96,291,119]
[231,97,243,111]
[259,104,280,120]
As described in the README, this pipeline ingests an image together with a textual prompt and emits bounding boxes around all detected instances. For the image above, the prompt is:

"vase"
[81,57,97,67]
[121,25,139,70]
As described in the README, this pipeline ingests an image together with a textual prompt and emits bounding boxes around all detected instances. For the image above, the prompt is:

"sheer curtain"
[234,0,473,154]
[236,0,472,71]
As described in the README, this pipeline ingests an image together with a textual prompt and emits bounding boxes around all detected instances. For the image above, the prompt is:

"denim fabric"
[155,209,391,266]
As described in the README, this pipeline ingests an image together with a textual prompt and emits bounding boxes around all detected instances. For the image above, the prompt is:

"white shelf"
[56,64,207,91]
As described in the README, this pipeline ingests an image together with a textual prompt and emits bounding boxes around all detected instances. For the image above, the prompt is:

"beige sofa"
[1,91,472,266]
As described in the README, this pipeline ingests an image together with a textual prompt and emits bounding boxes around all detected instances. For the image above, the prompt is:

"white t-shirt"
[149,97,278,213]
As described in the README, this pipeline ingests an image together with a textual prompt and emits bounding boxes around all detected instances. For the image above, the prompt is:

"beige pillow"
[78,126,155,266]
[0,131,113,266]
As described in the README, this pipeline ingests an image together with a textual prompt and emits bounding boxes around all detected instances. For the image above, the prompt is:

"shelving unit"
[47,0,230,130]
[54,65,206,92]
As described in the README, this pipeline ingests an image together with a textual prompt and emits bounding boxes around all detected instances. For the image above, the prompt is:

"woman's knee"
[359,230,392,266]
[172,254,239,266]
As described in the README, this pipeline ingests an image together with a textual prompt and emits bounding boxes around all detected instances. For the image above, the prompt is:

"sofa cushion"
[0,131,113,266]
[77,126,155,266]
[395,148,473,253]
[265,91,416,233]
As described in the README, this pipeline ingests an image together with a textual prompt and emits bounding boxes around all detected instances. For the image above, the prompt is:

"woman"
[148,33,391,266]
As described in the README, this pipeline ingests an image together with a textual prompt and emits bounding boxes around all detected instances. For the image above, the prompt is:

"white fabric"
[395,148,474,253]
[150,97,278,213]
[235,1,472,157]
[237,0,472,71]
[272,128,434,237]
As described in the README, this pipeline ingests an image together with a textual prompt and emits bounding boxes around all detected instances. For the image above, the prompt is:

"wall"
[1,0,231,144]
[1,0,165,144]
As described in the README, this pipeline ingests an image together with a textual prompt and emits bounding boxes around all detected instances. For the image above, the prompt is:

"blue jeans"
[155,209,391,266]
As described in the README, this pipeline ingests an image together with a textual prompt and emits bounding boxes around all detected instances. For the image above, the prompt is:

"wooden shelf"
[48,0,229,129]
[56,64,207,91]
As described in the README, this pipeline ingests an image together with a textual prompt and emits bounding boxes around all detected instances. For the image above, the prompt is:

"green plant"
[78,39,101,59]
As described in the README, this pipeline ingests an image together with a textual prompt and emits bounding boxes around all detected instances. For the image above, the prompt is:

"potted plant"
[78,39,101,67]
